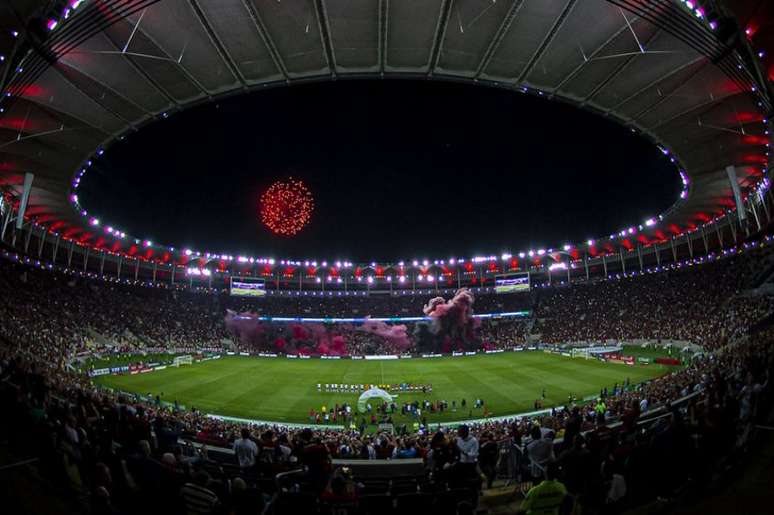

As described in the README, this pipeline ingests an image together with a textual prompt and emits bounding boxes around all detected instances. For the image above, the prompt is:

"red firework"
[259,178,315,236]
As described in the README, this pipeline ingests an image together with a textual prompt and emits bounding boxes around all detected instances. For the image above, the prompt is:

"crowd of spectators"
[534,249,774,349]
[1,241,774,513]
[2,318,771,514]
[3,244,774,360]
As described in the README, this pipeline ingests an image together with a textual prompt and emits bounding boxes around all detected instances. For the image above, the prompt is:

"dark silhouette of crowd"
[1,241,774,513]
[2,244,773,359]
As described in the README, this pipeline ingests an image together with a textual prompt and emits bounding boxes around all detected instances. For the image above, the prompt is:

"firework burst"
[259,178,314,236]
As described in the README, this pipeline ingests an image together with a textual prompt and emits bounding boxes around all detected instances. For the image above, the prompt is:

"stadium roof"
[0,0,772,264]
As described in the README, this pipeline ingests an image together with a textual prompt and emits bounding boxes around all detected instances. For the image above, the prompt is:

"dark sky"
[79,79,680,262]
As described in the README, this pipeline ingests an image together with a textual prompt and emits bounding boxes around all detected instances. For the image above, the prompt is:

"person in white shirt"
[526,426,555,479]
[455,425,479,478]
[233,428,258,470]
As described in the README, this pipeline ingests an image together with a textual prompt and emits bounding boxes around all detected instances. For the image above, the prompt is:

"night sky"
[79,80,680,262]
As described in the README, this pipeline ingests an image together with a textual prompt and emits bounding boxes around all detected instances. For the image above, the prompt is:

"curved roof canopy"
[0,0,771,263]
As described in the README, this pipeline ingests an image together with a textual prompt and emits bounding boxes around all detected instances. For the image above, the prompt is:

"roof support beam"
[649,92,738,133]
[126,20,211,99]
[101,23,179,108]
[428,0,453,76]
[516,0,578,84]
[315,0,337,77]
[51,67,137,129]
[580,32,668,108]
[474,0,525,79]
[55,60,152,121]
[551,23,632,95]
[189,0,247,88]
[240,0,290,81]
[378,0,389,75]
[606,55,705,115]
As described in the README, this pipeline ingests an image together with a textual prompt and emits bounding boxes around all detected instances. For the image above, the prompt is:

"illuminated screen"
[230,280,266,297]
[494,274,530,294]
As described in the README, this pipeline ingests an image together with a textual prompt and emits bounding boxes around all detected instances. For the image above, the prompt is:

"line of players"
[308,397,489,427]
[316,383,433,393]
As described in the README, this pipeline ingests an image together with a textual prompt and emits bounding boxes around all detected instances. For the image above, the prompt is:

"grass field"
[94,351,675,425]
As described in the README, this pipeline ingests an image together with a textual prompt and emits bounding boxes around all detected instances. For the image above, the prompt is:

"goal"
[172,355,193,367]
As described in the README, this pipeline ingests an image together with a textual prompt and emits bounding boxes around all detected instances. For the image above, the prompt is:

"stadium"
[1,1,774,514]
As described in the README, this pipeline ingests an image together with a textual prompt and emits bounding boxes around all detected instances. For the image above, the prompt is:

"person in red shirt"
[299,429,331,492]
[321,467,358,503]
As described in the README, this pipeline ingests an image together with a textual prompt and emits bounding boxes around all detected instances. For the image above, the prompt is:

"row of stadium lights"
[678,0,767,67]
[68,140,700,270]
[67,134,769,273]
[4,236,771,298]
[44,1,87,32]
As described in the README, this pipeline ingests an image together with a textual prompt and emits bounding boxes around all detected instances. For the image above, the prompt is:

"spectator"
[455,424,479,478]
[180,469,220,515]
[519,462,568,515]
[233,428,258,471]
[526,426,554,480]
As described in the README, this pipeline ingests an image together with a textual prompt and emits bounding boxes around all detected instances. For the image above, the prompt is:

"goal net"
[173,355,193,367]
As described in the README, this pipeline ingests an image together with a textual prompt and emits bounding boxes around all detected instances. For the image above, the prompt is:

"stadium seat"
[319,500,358,515]
[360,479,390,495]
[389,477,418,495]
[268,492,318,515]
[357,494,394,515]
[395,492,435,513]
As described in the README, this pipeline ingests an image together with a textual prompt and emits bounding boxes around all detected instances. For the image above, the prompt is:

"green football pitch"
[93,350,674,426]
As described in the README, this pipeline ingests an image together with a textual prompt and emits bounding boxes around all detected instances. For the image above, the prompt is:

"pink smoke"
[357,318,413,351]
[422,288,475,326]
